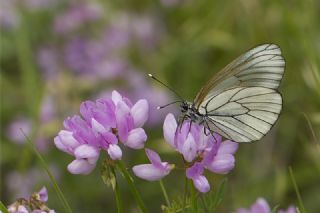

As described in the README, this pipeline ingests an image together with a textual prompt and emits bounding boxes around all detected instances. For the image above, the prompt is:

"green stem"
[182,176,189,213]
[114,179,123,213]
[0,201,9,213]
[191,181,198,213]
[116,161,147,213]
[159,180,171,207]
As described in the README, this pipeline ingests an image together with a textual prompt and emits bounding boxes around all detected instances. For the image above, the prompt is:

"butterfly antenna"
[157,100,183,110]
[148,74,184,100]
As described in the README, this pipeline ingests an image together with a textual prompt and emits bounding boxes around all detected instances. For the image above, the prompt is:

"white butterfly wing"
[194,44,285,143]
[199,87,282,142]
[194,44,285,107]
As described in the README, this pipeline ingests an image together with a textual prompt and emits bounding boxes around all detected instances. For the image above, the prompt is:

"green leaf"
[202,178,227,212]
[161,196,191,213]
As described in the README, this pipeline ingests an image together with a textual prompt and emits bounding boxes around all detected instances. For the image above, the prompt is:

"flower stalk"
[114,179,123,213]
[117,161,147,213]
[159,180,171,208]
[191,181,199,213]
[182,176,189,213]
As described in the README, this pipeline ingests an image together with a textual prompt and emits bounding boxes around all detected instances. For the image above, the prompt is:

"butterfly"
[149,44,285,143]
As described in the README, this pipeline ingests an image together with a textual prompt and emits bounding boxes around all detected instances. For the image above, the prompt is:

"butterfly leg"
[178,114,187,132]
[188,120,193,133]
[204,119,218,144]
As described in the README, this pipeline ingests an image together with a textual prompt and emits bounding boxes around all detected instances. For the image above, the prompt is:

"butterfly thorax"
[180,101,204,124]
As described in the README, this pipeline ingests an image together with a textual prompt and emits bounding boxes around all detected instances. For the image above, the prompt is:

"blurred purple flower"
[6,117,32,144]
[1,0,59,30]
[278,207,296,213]
[40,95,56,123]
[37,187,48,202]
[6,95,56,152]
[8,204,29,213]
[6,166,60,201]
[103,13,163,51]
[37,47,59,80]
[130,15,162,50]
[0,1,19,30]
[104,16,131,50]
[54,90,149,174]
[162,113,238,193]
[54,3,102,34]
[133,149,173,181]
[236,198,296,213]
[64,37,127,79]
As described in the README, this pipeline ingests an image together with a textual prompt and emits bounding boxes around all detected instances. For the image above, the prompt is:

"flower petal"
[112,90,123,105]
[192,175,210,193]
[207,154,235,174]
[91,118,107,134]
[186,162,204,179]
[37,187,48,202]
[67,159,96,175]
[74,144,99,164]
[181,133,197,162]
[278,206,296,213]
[131,99,149,127]
[132,164,170,181]
[251,198,271,213]
[54,136,72,154]
[116,101,131,142]
[145,148,164,170]
[100,131,118,149]
[107,144,122,160]
[8,204,29,213]
[217,140,238,155]
[124,128,147,149]
[163,113,177,148]
[80,101,95,122]
[58,130,79,149]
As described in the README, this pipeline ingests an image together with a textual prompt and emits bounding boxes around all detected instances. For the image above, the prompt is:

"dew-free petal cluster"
[162,113,238,193]
[7,187,55,213]
[54,90,149,175]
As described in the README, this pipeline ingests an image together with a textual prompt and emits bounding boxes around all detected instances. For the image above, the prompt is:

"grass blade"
[289,167,306,213]
[20,129,73,213]
[159,180,171,208]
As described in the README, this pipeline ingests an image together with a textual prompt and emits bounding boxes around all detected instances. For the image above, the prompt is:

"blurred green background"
[1,0,319,212]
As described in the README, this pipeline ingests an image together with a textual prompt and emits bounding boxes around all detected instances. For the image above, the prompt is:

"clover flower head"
[7,186,55,213]
[54,90,149,175]
[162,113,238,193]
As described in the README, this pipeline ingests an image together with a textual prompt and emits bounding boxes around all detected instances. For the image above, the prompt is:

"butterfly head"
[180,101,189,113]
